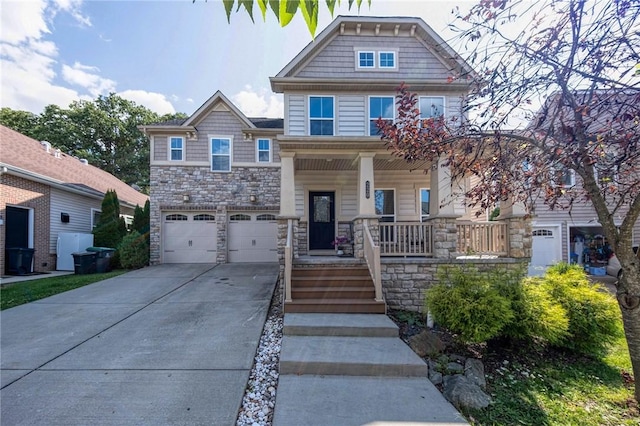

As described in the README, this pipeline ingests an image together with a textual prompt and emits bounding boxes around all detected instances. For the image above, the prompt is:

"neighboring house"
[526,91,640,274]
[0,125,149,274]
[143,16,531,313]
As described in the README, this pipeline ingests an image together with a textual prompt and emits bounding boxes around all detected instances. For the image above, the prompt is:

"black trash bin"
[86,247,116,273]
[72,252,97,275]
[5,247,35,275]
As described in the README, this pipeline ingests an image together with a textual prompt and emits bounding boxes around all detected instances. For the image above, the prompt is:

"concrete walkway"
[273,314,469,426]
[1,263,278,425]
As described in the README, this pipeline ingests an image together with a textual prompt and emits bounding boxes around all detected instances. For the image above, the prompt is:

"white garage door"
[228,213,278,263]
[163,213,217,263]
[529,227,561,276]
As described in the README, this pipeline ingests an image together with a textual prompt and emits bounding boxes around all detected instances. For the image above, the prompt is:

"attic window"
[379,52,396,68]
[358,51,375,68]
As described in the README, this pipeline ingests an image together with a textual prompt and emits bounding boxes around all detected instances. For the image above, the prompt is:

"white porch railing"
[378,222,433,256]
[284,219,293,303]
[456,221,508,256]
[363,220,383,302]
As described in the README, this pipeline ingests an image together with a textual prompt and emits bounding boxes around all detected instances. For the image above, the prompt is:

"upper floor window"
[369,96,394,135]
[309,96,334,136]
[553,166,575,187]
[257,138,271,163]
[169,137,183,161]
[211,137,231,172]
[419,96,445,119]
[358,51,375,68]
[379,51,396,68]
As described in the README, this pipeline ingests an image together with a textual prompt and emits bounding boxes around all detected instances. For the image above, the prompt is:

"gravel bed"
[236,283,283,426]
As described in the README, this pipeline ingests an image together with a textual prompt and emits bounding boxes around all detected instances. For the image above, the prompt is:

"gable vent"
[54,149,61,159]
[41,141,51,153]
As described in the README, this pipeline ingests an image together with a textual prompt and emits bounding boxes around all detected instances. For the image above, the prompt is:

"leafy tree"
[93,189,127,250]
[0,108,38,137]
[379,0,640,401]
[203,0,370,37]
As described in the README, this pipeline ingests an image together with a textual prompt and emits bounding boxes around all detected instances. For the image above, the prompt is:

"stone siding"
[149,165,280,264]
[381,258,528,312]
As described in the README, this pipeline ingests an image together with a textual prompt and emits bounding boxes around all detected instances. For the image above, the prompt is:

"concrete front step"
[284,313,399,337]
[279,336,429,377]
[284,299,386,314]
[291,286,375,300]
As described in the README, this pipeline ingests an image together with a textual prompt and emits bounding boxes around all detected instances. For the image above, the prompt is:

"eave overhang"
[270,78,472,93]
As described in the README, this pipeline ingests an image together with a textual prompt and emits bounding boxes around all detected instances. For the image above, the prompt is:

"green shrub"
[425,266,513,343]
[542,263,623,356]
[117,231,149,269]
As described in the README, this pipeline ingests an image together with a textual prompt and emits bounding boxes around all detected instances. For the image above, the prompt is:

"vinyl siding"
[50,188,101,253]
[338,95,366,135]
[287,94,306,135]
[153,136,168,161]
[296,35,451,80]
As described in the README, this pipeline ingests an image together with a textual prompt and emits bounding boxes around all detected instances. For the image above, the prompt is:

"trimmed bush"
[118,231,149,269]
[425,266,513,343]
[542,263,622,356]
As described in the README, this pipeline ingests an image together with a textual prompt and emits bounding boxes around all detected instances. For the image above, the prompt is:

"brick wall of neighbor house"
[148,165,281,264]
[0,174,54,273]
[381,258,528,312]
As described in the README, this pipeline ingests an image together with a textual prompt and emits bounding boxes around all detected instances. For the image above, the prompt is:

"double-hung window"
[257,138,271,163]
[211,137,231,172]
[379,51,396,69]
[169,137,183,161]
[358,51,375,68]
[420,189,430,221]
[369,96,394,135]
[375,189,395,222]
[419,96,445,119]
[553,165,575,187]
[309,96,334,136]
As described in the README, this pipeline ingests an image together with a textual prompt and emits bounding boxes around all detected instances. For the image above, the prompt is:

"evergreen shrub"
[118,231,149,269]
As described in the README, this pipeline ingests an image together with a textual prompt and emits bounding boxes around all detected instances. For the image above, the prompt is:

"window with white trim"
[419,96,445,119]
[257,138,271,163]
[369,96,394,135]
[420,189,430,221]
[374,189,395,222]
[91,209,101,228]
[169,137,183,161]
[553,166,575,187]
[211,137,231,172]
[309,96,334,136]
[358,51,375,68]
[379,51,396,68]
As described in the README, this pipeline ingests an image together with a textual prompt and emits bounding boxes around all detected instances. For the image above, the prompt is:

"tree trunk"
[617,270,640,403]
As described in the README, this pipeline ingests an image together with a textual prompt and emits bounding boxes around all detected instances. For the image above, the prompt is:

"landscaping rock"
[408,330,445,357]
[446,362,464,374]
[449,354,467,364]
[465,358,487,390]
[443,375,492,410]
[429,370,443,386]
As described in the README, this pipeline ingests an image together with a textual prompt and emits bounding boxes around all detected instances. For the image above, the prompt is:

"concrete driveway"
[1,263,278,425]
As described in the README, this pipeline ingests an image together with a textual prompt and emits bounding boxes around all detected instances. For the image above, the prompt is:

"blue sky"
[1,0,469,118]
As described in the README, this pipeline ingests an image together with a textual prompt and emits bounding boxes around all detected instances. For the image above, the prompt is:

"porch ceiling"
[294,157,431,171]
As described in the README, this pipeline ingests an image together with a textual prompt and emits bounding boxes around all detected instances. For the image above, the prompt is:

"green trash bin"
[72,252,97,274]
[86,247,116,273]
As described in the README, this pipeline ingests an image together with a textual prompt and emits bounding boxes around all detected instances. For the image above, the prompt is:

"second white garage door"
[528,226,562,276]
[228,213,278,262]
[163,212,217,263]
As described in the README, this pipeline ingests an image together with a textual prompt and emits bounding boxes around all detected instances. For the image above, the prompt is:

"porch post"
[279,152,296,217]
[498,198,532,259]
[357,152,376,216]
[429,158,462,258]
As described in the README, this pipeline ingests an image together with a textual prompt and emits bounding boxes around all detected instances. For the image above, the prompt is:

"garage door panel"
[163,213,217,263]
[529,227,561,276]
[228,215,277,263]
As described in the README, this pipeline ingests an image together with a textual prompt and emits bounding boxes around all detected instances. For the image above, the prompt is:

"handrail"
[284,219,293,303]
[456,221,508,256]
[363,220,383,302]
[378,222,433,256]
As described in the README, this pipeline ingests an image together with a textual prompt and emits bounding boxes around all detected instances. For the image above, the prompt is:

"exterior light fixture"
[183,194,190,203]
[249,194,257,203]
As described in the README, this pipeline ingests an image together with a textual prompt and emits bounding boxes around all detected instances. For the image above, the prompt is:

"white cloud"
[232,86,284,117]
[62,62,116,96]
[0,0,50,44]
[51,0,91,27]
[118,90,176,115]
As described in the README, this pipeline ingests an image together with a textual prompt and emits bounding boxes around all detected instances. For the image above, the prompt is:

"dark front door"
[309,192,335,250]
[6,206,29,248]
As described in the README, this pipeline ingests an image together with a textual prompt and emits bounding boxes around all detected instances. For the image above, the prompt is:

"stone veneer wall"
[149,165,280,264]
[381,258,529,312]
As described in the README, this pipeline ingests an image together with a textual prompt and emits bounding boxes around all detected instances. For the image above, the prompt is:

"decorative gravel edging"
[236,284,283,426]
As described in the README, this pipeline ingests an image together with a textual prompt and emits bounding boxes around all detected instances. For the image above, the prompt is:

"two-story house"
[144,16,531,314]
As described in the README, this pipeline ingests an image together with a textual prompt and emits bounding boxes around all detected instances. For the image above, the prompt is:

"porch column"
[429,157,462,258]
[357,152,376,216]
[498,198,532,259]
[279,152,296,217]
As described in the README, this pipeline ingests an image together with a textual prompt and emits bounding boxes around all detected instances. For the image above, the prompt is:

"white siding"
[287,94,305,135]
[338,95,366,135]
[50,189,102,253]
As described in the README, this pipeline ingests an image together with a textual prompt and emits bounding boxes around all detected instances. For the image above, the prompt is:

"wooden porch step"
[291,276,373,288]
[291,286,375,300]
[284,299,386,314]
[291,266,370,278]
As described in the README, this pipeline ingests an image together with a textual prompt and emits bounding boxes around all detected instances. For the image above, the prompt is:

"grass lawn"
[1,270,127,310]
